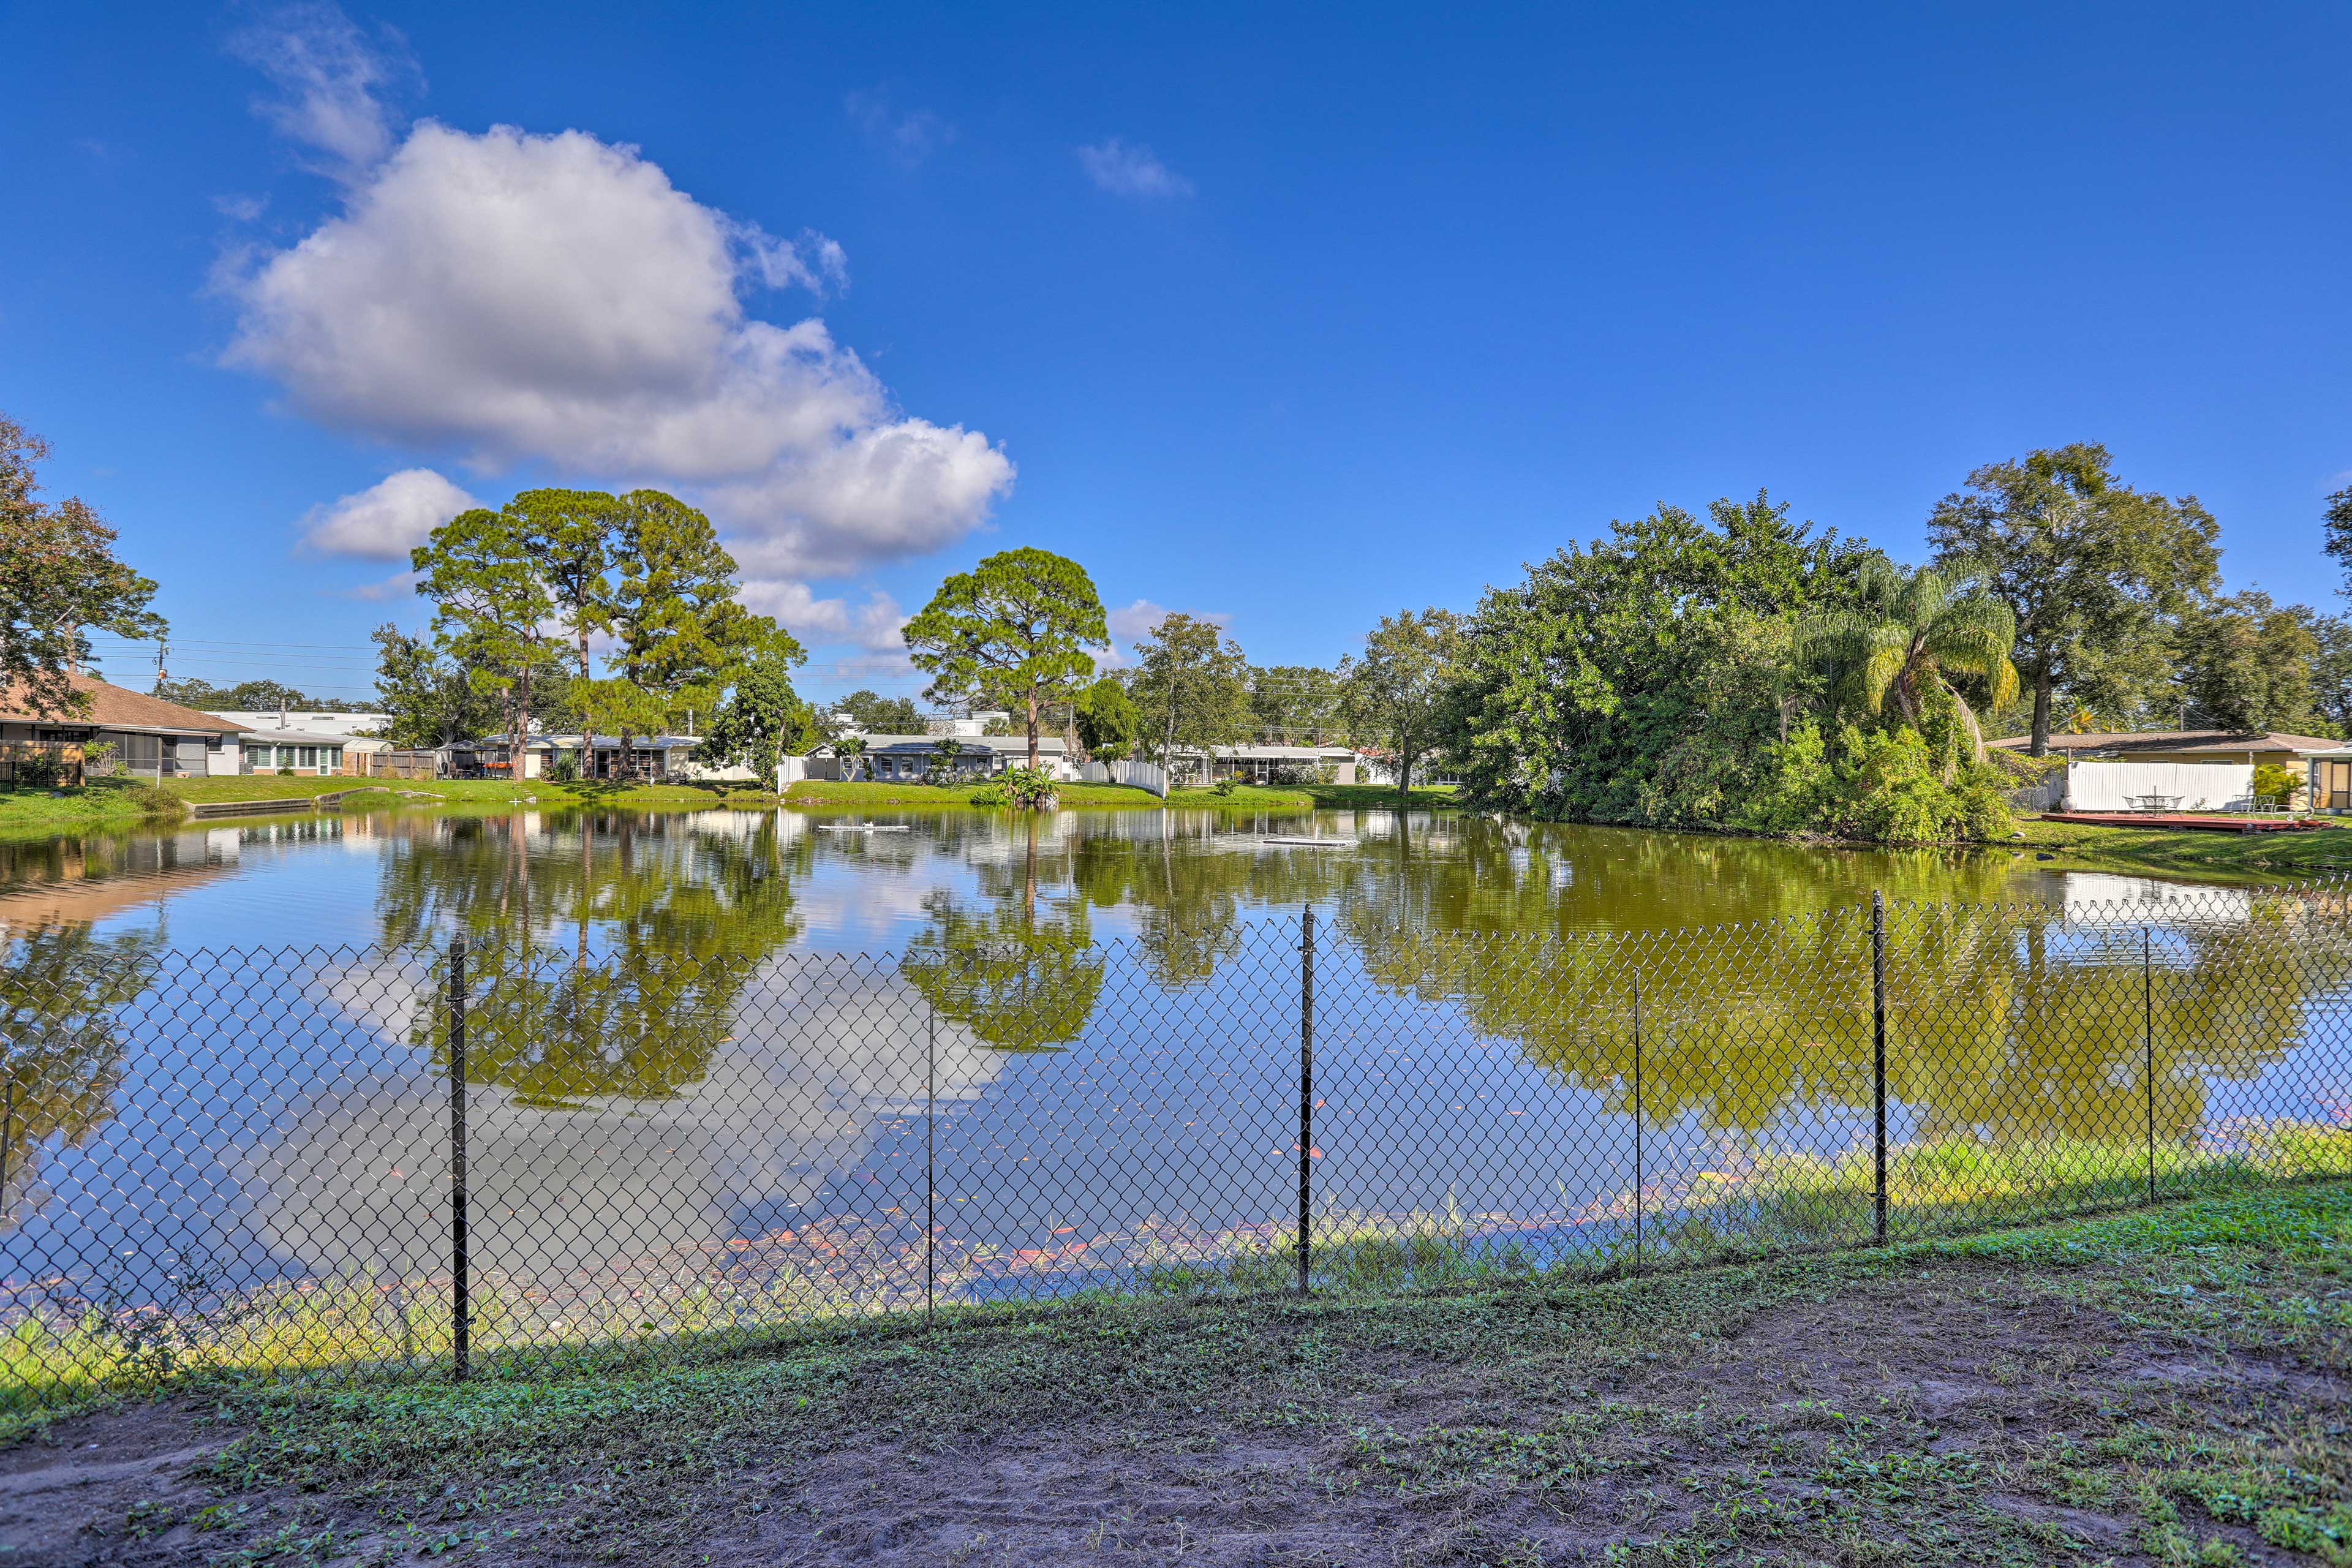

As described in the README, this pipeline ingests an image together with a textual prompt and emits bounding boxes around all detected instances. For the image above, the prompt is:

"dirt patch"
[8,1271,2345,1566]
[0,1403,242,1567]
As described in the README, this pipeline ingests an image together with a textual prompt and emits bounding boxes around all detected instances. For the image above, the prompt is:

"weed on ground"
[3,1182,2346,1565]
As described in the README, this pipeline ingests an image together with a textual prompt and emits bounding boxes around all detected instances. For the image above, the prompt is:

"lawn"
[9,1181,2345,1565]
[784,777,1460,811]
[2010,812,2352,882]
[0,778,184,843]
[162,775,780,812]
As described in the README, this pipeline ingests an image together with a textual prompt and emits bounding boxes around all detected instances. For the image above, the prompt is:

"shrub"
[2253,761,2301,807]
[995,764,1060,809]
[1212,775,1241,796]
[968,785,1006,806]
[14,750,61,788]
[548,752,581,784]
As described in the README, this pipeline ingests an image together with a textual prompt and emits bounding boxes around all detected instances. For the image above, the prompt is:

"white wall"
[2065,760,2253,812]
[1081,759,1169,797]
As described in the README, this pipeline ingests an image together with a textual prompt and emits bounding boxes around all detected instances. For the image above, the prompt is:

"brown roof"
[0,673,243,735]
[1989,729,2342,757]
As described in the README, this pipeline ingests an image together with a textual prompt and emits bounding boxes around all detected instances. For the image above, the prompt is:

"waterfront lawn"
[163,776,780,810]
[785,777,1460,810]
[17,1182,2347,1566]
[2013,812,2352,881]
[0,778,183,842]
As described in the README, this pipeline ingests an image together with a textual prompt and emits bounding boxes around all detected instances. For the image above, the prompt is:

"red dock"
[2037,812,2328,834]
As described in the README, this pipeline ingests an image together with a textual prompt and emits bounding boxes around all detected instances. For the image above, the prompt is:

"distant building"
[214,710,392,777]
[1988,730,2341,771]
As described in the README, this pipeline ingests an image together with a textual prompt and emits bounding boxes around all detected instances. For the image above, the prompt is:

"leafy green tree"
[1251,664,1344,744]
[2307,611,2352,736]
[1441,494,1868,827]
[370,624,499,747]
[2323,484,2352,598]
[1928,443,2219,756]
[901,547,1107,771]
[698,650,814,785]
[1341,609,1464,797]
[1127,612,1252,769]
[1796,557,2018,760]
[2173,590,2320,733]
[509,488,626,742]
[612,489,790,715]
[0,412,164,716]
[410,507,558,773]
[830,688,924,733]
[1073,674,1139,758]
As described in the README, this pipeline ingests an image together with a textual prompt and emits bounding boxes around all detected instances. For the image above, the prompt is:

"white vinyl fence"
[2065,760,2253,812]
[1081,759,1170,797]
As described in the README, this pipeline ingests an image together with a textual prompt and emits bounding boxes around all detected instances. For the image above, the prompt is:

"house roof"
[858,733,1068,753]
[1989,729,2343,757]
[0,673,243,736]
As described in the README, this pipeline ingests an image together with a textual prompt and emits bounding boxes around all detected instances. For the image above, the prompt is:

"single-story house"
[1177,744,1360,786]
[213,711,393,777]
[2305,748,2352,812]
[1989,730,2342,771]
[0,673,244,778]
[1990,731,2343,809]
[840,733,1076,783]
[447,733,705,782]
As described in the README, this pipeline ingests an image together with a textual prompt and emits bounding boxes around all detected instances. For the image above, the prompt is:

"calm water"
[1,805,2345,1321]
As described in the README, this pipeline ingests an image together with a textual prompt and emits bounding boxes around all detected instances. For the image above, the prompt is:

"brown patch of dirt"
[11,1274,2346,1565]
[0,1403,242,1567]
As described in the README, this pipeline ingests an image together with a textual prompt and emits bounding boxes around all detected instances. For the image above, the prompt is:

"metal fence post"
[448,932,470,1382]
[925,1000,937,1326]
[2143,926,2157,1205]
[1297,906,1316,1296]
[1871,892,1888,1246]
[1630,968,1643,1271]
[0,1078,15,1224]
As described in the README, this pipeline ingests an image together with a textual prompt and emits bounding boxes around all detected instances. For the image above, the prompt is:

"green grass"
[783,777,1458,811]
[162,775,780,812]
[2010,813,2352,881]
[0,777,186,842]
[55,1180,2349,1564]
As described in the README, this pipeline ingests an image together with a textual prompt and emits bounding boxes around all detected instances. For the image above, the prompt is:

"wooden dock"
[2038,811,2326,834]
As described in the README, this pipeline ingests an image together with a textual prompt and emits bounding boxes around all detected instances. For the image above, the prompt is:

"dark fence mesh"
[4,880,2350,1411]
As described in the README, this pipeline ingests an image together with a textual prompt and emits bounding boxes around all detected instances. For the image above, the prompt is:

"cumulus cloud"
[1078,138,1193,199]
[227,2,419,181]
[1091,598,1229,669]
[741,583,908,651]
[845,91,954,167]
[298,467,478,559]
[225,72,1012,595]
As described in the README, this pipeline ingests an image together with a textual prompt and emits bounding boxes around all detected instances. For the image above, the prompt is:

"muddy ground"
[4,1189,2349,1566]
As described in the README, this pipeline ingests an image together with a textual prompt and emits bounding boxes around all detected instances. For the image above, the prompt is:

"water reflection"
[0,925,161,1223]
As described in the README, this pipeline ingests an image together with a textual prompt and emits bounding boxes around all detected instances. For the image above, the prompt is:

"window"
[300,746,319,769]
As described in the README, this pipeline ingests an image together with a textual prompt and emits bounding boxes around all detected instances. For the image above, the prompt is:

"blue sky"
[4,2,2347,704]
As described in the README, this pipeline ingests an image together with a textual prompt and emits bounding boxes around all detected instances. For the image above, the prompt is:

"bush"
[548,752,580,784]
[123,783,187,821]
[968,785,1006,806]
[277,767,295,777]
[1211,775,1241,796]
[14,750,61,788]
[1742,722,2013,844]
[995,764,1060,809]
[2253,761,2302,807]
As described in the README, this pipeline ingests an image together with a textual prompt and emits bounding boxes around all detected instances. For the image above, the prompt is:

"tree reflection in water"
[376,810,805,1102]
[0,924,162,1228]
[902,818,1104,1050]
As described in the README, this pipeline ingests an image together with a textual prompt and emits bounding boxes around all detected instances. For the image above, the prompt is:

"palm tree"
[1798,557,2019,761]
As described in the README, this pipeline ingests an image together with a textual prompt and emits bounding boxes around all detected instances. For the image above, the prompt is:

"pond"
[0,804,2346,1368]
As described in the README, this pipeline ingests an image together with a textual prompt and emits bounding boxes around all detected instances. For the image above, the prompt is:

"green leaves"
[1126,611,1251,764]
[0,413,165,718]
[902,547,1106,767]
[1341,609,1463,796]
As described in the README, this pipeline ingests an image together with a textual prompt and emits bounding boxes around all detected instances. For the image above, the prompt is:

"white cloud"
[227,2,419,182]
[1090,598,1229,669]
[741,583,907,651]
[845,91,954,167]
[214,192,270,222]
[344,568,419,601]
[225,119,1012,581]
[298,467,478,559]
[1078,138,1194,199]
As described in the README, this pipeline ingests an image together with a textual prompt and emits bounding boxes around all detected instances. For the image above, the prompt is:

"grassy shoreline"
[782,777,1462,811]
[16,1180,2347,1565]
[2005,812,2352,882]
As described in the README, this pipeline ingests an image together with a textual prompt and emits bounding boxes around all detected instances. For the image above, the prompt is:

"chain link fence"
[2,879,2350,1412]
